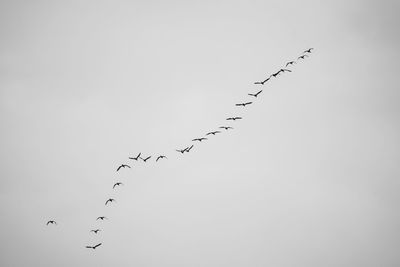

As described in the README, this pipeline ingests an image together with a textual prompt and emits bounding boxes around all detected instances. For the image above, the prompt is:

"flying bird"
[176,148,187,154]
[129,153,141,161]
[285,61,296,67]
[219,126,233,130]
[141,156,151,162]
[46,220,57,225]
[206,131,221,136]
[116,164,130,171]
[156,155,167,161]
[254,77,270,85]
[248,90,262,98]
[113,182,123,189]
[278,68,292,73]
[192,138,207,142]
[303,48,314,53]
[235,102,253,107]
[226,117,242,121]
[90,229,101,234]
[105,198,116,205]
[270,71,281,78]
[96,216,107,220]
[86,243,102,250]
[298,55,308,60]
[185,144,194,152]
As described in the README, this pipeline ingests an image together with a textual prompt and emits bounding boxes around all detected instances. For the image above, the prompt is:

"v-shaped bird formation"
[46,48,314,250]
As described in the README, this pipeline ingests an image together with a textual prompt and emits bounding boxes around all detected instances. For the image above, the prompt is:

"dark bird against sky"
[113,182,123,189]
[254,77,270,85]
[128,153,141,161]
[219,126,233,130]
[248,90,263,98]
[206,131,221,136]
[192,138,207,142]
[226,117,242,121]
[90,229,101,234]
[141,156,151,162]
[46,220,57,225]
[235,102,253,107]
[86,243,102,250]
[156,155,167,161]
[96,216,107,220]
[105,198,116,205]
[116,164,130,171]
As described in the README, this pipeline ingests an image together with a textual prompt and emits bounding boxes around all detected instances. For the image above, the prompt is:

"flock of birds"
[46,48,314,250]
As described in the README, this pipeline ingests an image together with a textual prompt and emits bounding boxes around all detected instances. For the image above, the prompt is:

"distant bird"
[226,117,242,121]
[206,131,221,136]
[86,243,102,250]
[254,77,270,85]
[156,155,167,161]
[113,182,123,189]
[116,164,130,171]
[176,148,187,154]
[192,138,207,142]
[285,61,296,67]
[303,48,314,53]
[105,198,116,205]
[128,153,141,161]
[248,90,262,98]
[270,71,281,78]
[90,229,101,234]
[278,68,292,74]
[235,102,253,107]
[96,216,107,220]
[219,126,233,130]
[298,55,308,60]
[46,220,57,225]
[141,156,151,162]
[185,144,194,152]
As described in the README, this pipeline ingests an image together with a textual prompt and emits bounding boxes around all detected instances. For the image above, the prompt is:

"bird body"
[46,220,57,225]
[105,198,116,205]
[113,182,123,189]
[304,48,314,53]
[219,126,233,130]
[91,229,101,234]
[206,131,221,136]
[156,155,167,161]
[96,216,107,220]
[86,243,102,250]
[226,117,242,121]
[285,61,296,67]
[248,90,262,98]
[298,55,308,60]
[129,153,141,161]
[185,145,194,152]
[141,156,151,162]
[116,164,131,171]
[235,102,253,107]
[192,138,207,142]
[254,77,270,85]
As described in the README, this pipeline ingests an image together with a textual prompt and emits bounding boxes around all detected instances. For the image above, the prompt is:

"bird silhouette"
[219,126,233,130]
[278,68,292,74]
[156,155,167,161]
[254,77,270,85]
[128,153,141,161]
[248,90,262,98]
[176,148,187,154]
[235,102,253,107]
[192,138,207,142]
[270,71,281,78]
[96,216,107,220]
[86,243,102,250]
[226,117,242,121]
[303,48,314,53]
[113,182,123,189]
[285,61,296,67]
[185,144,194,152]
[298,55,308,60]
[105,198,116,205]
[90,229,101,234]
[116,164,130,171]
[206,131,221,136]
[141,156,151,162]
[46,220,57,225]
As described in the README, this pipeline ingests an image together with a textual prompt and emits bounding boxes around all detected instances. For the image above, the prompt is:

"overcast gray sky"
[1,0,399,266]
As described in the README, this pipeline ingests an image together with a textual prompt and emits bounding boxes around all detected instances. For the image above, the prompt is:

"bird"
[185,144,194,152]
[96,216,107,220]
[278,68,292,74]
[219,126,233,130]
[235,102,253,107]
[192,138,207,142]
[298,55,308,60]
[105,198,116,205]
[176,148,187,154]
[254,77,270,85]
[226,117,242,121]
[90,229,101,234]
[206,131,221,136]
[128,153,141,161]
[248,90,262,98]
[116,164,130,171]
[303,48,314,53]
[46,220,57,225]
[156,155,167,161]
[113,182,123,189]
[141,156,151,162]
[86,243,102,250]
[285,61,296,67]
[270,71,281,78]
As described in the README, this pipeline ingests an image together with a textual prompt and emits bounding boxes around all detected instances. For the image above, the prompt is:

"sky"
[0,0,399,266]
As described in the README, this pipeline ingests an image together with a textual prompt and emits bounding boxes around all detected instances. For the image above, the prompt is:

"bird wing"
[94,243,102,248]
[245,102,252,105]
[126,165,131,168]
[116,166,122,171]
[86,246,93,249]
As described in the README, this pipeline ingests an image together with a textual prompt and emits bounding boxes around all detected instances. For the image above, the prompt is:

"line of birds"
[46,48,314,250]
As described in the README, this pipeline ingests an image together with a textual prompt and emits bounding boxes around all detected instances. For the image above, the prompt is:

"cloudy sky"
[1,0,399,266]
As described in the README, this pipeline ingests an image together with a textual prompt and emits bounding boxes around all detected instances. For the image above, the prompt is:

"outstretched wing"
[94,243,102,248]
